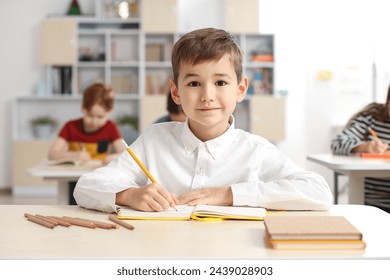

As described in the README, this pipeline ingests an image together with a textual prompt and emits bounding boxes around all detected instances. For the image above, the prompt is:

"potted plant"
[30,116,57,139]
[116,115,139,144]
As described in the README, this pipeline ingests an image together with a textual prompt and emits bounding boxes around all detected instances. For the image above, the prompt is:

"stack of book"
[263,216,366,250]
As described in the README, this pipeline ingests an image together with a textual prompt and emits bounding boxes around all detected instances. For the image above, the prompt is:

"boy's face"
[171,54,247,141]
[82,104,110,133]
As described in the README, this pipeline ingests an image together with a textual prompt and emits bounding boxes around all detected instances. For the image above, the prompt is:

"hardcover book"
[263,216,366,250]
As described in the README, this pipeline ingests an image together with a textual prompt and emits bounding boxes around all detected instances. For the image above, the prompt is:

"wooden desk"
[27,162,98,204]
[1,204,389,259]
[307,154,390,204]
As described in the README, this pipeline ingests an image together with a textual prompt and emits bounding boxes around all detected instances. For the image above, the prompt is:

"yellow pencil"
[121,140,178,211]
[369,128,378,140]
[121,140,157,183]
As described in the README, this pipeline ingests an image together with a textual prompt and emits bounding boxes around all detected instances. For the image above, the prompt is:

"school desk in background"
[307,153,390,205]
[27,159,102,204]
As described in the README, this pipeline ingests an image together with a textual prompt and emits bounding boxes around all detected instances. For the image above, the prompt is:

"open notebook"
[47,159,103,167]
[117,205,266,221]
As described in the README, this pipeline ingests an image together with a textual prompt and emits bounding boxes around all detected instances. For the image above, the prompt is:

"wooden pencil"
[62,216,97,228]
[47,216,72,227]
[35,214,59,226]
[122,140,157,183]
[24,213,55,229]
[109,214,135,230]
[75,217,118,229]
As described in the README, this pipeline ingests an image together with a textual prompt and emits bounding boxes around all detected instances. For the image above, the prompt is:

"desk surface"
[307,154,390,171]
[1,204,389,259]
[27,161,97,180]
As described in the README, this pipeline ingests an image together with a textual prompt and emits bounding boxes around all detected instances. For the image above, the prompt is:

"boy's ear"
[237,76,248,103]
[170,79,181,105]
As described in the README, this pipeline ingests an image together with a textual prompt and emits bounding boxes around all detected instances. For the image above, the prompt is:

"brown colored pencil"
[62,216,97,228]
[24,213,55,229]
[75,217,118,229]
[47,216,72,227]
[35,214,59,226]
[109,214,135,230]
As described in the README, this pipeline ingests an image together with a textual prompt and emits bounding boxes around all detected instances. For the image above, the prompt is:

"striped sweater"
[331,114,390,212]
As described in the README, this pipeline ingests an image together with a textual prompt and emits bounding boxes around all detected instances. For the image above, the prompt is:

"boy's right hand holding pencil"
[116,183,178,212]
[118,140,178,212]
[78,142,92,161]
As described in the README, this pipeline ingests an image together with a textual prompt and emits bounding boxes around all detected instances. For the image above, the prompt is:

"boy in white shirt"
[74,28,332,213]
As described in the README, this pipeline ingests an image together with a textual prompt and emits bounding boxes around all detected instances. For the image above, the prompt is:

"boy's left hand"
[177,187,233,206]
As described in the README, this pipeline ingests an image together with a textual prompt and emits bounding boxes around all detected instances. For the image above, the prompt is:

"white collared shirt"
[74,117,332,213]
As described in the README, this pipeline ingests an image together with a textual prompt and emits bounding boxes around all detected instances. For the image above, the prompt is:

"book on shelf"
[117,204,266,221]
[145,75,162,94]
[263,216,366,250]
[146,43,164,61]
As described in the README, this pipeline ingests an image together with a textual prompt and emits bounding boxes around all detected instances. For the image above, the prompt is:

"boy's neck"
[188,117,232,142]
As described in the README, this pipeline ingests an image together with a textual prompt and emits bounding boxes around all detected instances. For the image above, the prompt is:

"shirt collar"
[180,115,237,160]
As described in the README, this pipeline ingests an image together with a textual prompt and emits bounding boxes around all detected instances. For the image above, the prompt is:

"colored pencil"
[109,214,135,230]
[24,213,55,229]
[369,128,378,139]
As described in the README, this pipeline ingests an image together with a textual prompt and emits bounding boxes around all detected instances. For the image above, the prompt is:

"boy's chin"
[84,126,100,133]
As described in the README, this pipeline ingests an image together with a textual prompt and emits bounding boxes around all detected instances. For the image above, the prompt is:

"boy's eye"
[215,80,227,86]
[188,81,201,87]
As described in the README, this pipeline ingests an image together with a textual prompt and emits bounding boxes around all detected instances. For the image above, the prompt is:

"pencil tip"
[121,139,129,148]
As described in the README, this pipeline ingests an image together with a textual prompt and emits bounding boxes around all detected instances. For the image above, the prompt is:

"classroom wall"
[260,0,390,184]
[1,0,390,190]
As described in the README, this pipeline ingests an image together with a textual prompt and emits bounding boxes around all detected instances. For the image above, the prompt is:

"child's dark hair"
[345,84,390,128]
[82,83,114,111]
[171,28,243,85]
[167,92,183,115]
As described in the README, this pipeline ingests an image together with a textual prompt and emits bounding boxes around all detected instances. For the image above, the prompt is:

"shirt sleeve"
[231,141,333,210]
[74,133,147,213]
[58,122,71,141]
[108,121,122,141]
[331,115,372,155]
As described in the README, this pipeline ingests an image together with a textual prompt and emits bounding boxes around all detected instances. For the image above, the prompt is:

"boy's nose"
[200,85,215,102]
[92,119,99,126]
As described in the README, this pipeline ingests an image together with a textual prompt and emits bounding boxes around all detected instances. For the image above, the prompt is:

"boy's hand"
[116,183,178,212]
[177,187,233,206]
[77,151,92,161]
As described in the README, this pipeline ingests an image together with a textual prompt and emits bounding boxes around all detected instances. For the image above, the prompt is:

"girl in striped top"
[331,85,390,213]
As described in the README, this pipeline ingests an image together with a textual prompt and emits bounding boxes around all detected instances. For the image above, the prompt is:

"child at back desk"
[74,28,332,213]
[48,83,124,204]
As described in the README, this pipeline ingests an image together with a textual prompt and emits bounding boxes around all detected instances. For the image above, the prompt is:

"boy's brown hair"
[82,83,114,111]
[171,28,243,85]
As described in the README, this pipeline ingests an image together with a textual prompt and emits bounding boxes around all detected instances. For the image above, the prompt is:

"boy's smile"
[171,54,248,141]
